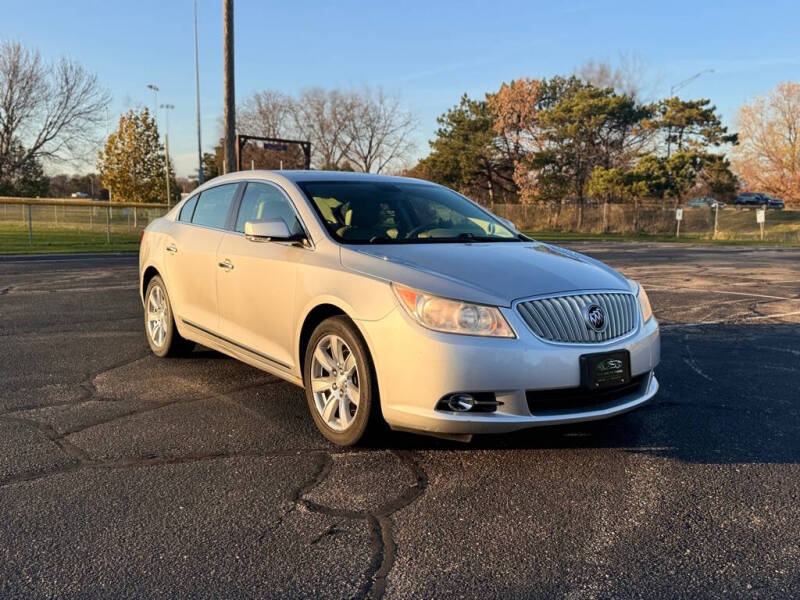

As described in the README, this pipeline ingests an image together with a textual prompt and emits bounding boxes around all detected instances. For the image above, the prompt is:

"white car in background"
[139,171,660,445]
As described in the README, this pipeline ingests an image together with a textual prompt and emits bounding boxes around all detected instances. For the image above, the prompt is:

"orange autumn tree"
[732,82,800,205]
[488,78,543,203]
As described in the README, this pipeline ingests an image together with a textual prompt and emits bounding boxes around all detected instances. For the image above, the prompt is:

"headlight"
[392,283,515,338]
[636,282,653,323]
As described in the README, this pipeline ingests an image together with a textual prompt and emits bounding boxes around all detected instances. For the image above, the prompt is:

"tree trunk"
[551,200,562,229]
[577,198,584,230]
[602,200,609,233]
[633,197,640,233]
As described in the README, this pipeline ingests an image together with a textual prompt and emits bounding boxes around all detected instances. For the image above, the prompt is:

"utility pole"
[223,0,236,173]
[161,104,175,207]
[194,0,204,184]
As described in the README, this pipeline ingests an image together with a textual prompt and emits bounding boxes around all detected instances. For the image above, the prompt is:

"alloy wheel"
[146,284,168,348]
[310,334,360,431]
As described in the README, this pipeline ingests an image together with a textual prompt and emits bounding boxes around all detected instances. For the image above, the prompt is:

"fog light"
[448,394,475,412]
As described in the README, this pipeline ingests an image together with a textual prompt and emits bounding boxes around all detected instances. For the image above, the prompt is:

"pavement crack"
[292,449,429,599]
[0,448,330,490]
[0,415,89,462]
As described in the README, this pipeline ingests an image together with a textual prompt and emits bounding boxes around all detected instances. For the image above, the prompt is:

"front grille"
[517,292,637,343]
[526,374,647,415]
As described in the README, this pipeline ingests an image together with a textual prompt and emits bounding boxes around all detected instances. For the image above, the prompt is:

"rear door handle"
[165,244,178,254]
[218,259,234,271]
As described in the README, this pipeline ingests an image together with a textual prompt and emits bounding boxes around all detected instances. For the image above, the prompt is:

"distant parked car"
[734,193,766,207]
[71,192,90,198]
[687,196,726,209]
[734,193,785,209]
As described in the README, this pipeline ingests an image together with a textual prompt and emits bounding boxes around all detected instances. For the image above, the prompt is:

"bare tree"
[292,88,354,169]
[342,88,417,173]
[235,86,417,173]
[238,90,295,137]
[575,53,651,100]
[0,41,110,171]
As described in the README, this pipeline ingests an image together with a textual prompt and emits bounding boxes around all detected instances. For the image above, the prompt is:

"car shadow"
[372,323,800,465]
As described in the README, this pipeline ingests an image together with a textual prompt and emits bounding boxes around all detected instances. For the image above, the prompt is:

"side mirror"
[244,219,293,242]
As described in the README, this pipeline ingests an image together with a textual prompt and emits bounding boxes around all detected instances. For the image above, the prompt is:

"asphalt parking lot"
[1,242,799,599]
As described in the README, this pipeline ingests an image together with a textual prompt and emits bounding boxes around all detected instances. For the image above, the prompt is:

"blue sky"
[5,0,800,176]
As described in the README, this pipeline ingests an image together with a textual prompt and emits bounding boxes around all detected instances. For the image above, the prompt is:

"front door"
[216,181,306,369]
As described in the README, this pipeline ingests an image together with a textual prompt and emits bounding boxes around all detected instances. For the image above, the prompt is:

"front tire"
[144,275,194,357]
[304,316,380,446]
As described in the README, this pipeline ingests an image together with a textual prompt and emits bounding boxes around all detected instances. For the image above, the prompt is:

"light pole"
[160,103,175,207]
[194,0,204,184]
[669,69,714,97]
[146,83,159,127]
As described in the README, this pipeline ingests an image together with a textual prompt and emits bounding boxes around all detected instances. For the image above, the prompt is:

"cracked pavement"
[0,244,799,599]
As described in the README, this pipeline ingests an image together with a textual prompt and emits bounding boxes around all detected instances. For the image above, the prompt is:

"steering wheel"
[404,223,440,239]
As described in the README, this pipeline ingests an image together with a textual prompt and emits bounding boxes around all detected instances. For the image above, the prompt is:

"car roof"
[209,170,435,186]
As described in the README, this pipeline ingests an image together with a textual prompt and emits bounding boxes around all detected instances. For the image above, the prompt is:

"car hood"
[339,242,630,307]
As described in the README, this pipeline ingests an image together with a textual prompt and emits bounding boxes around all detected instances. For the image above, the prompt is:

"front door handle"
[218,259,234,271]
[165,244,178,254]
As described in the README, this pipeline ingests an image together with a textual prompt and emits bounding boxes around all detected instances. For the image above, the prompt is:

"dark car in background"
[734,193,785,209]
[734,192,765,207]
[764,195,785,210]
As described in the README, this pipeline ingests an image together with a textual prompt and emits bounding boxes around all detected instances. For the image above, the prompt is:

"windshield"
[298,180,518,244]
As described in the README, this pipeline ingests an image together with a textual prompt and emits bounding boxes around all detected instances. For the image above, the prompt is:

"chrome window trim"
[172,179,315,250]
[511,289,641,346]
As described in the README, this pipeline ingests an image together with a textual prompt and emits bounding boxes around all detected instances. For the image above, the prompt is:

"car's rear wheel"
[144,275,194,357]
[304,316,380,446]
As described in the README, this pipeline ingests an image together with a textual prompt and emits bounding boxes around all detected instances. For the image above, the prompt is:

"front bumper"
[358,303,660,436]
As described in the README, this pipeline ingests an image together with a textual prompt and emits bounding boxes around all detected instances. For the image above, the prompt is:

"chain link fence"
[3,197,799,252]
[0,198,170,253]
[490,201,800,243]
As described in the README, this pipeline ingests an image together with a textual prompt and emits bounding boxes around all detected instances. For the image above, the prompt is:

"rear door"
[216,181,307,369]
[165,183,241,333]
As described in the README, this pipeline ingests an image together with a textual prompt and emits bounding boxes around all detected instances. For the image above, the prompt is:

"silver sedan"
[139,171,660,445]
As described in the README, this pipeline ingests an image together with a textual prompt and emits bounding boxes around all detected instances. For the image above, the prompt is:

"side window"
[192,184,238,229]
[178,195,198,222]
[235,182,303,235]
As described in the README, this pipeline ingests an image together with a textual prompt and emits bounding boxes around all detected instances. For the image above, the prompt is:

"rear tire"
[304,316,381,446]
[144,275,194,358]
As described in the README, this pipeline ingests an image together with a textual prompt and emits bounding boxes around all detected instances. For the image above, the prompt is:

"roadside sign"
[756,208,766,241]
[675,208,683,221]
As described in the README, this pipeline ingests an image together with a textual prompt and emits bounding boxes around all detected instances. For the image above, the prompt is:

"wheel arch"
[141,265,161,304]
[297,302,380,389]
[298,304,347,382]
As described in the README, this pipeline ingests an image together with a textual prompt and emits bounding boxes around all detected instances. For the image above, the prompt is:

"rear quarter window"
[191,184,239,229]
[178,195,198,222]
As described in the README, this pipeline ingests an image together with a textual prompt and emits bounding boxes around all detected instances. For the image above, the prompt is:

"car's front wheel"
[144,275,194,357]
[304,316,380,446]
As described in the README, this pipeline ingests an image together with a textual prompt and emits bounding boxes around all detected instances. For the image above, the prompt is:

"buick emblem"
[584,304,607,332]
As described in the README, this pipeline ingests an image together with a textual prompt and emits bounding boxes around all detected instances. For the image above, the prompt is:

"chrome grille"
[517,292,638,343]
